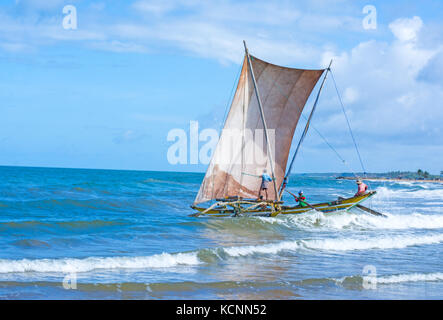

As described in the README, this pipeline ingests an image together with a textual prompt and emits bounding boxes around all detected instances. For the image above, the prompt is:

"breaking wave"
[375,186,443,200]
[302,234,443,251]
[0,252,200,274]
[2,234,442,274]
[376,272,443,284]
[277,211,443,231]
[239,209,443,232]
[337,272,443,286]
[218,234,443,257]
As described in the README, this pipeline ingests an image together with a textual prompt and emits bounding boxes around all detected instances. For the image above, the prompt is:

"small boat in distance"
[191,41,377,217]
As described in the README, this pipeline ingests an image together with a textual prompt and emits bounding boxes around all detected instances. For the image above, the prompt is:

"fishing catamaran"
[191,41,377,217]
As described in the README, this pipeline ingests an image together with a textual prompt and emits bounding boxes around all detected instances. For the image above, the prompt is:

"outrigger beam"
[337,196,386,217]
[243,40,280,201]
[279,59,333,199]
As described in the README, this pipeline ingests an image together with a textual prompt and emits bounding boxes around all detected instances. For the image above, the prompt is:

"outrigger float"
[191,42,380,218]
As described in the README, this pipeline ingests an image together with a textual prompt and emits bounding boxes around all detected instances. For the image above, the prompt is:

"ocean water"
[0,166,441,299]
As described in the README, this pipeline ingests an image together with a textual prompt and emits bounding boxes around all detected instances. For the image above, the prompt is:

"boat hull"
[191,191,376,217]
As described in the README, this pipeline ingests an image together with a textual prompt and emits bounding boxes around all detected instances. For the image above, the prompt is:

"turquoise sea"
[0,166,441,299]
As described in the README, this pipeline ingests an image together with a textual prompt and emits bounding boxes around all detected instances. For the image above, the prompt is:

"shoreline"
[336,177,443,184]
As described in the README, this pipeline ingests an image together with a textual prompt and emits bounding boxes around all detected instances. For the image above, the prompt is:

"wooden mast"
[243,40,280,201]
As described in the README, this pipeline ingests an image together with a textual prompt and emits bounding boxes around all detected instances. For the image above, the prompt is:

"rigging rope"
[270,75,360,179]
[330,70,367,176]
[301,113,360,179]
[219,62,243,133]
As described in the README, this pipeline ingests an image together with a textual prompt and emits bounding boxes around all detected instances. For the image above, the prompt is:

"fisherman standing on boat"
[355,179,368,196]
[259,169,273,200]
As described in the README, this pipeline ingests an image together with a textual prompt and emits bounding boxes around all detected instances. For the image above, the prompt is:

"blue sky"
[0,0,442,174]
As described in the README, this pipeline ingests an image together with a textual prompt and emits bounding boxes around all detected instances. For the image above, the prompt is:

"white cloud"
[0,0,371,64]
[120,0,363,65]
[15,0,80,11]
[90,40,149,53]
[132,0,177,15]
[389,16,423,42]
[342,87,359,104]
[1,1,442,171]
[89,2,106,11]
[316,16,442,150]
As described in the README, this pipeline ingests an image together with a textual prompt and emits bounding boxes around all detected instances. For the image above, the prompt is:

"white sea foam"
[394,181,415,187]
[2,234,441,274]
[358,213,443,230]
[376,272,443,284]
[0,252,200,274]
[271,211,443,231]
[303,234,443,251]
[375,186,443,200]
[335,272,443,285]
[223,241,300,257]
[333,212,441,230]
[221,234,443,256]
